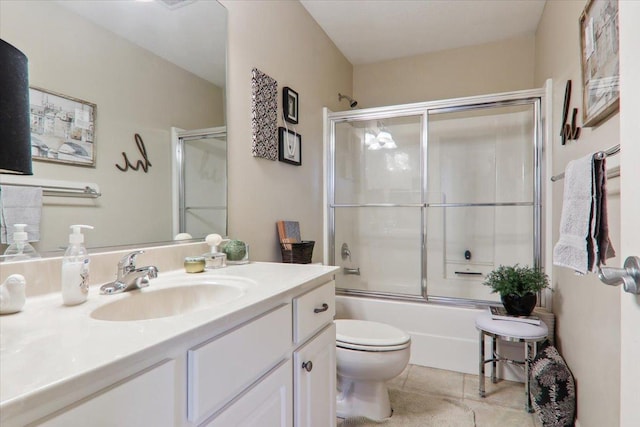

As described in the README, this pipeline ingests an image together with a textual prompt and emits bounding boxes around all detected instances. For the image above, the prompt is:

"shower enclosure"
[326,89,543,305]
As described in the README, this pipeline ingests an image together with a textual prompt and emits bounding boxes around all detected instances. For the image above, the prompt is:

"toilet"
[335,319,411,421]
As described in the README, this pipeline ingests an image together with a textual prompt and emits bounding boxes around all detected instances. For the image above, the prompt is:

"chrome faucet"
[99,250,159,295]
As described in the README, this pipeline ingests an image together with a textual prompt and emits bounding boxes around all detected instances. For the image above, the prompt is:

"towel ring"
[598,256,640,294]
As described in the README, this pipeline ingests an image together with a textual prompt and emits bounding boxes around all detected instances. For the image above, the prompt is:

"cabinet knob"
[302,361,313,372]
[313,303,329,314]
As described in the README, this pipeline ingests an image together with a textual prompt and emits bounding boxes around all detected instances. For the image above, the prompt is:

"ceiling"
[300,0,547,65]
[55,0,546,86]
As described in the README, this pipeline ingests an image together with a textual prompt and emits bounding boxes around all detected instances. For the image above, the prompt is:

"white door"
[619,2,640,426]
[294,324,337,427]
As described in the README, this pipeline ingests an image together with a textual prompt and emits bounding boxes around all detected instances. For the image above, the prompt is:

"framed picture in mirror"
[28,87,97,167]
[278,127,301,166]
[283,87,298,124]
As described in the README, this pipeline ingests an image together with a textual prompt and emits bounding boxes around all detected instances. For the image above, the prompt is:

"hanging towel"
[552,154,593,274]
[591,156,615,271]
[0,185,43,244]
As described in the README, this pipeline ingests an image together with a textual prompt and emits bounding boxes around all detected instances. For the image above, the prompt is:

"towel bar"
[598,256,640,294]
[550,144,620,182]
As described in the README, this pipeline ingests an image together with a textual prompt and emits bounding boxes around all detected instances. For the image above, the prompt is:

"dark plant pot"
[501,293,537,316]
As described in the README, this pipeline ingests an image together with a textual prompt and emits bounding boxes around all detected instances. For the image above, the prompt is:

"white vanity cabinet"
[2,266,338,427]
[293,281,337,426]
[204,280,336,427]
[38,360,176,427]
[203,360,293,427]
[188,304,293,424]
[294,324,336,426]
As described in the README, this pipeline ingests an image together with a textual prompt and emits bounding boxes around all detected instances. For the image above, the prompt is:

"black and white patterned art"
[251,68,278,161]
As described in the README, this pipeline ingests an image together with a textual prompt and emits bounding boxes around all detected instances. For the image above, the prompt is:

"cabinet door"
[188,304,292,422]
[203,359,292,427]
[38,360,175,427]
[294,323,336,427]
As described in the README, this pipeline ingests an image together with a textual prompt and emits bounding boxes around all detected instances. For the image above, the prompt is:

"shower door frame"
[326,88,545,306]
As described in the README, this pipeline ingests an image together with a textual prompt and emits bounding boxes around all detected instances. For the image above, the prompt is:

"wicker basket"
[280,241,315,264]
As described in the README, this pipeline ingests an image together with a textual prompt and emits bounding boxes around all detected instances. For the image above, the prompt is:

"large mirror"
[0,0,227,254]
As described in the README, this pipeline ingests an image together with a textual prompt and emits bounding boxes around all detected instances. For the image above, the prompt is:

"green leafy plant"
[483,264,549,297]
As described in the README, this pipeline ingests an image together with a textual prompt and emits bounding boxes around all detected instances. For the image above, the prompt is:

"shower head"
[338,93,358,109]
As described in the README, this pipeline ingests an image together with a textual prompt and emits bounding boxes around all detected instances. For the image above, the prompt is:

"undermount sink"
[90,282,246,321]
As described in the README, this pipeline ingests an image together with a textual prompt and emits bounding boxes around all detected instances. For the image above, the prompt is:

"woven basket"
[280,241,315,264]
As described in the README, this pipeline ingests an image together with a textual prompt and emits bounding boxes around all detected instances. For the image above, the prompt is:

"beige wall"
[535,1,621,426]
[353,35,536,108]
[221,0,352,262]
[0,1,223,252]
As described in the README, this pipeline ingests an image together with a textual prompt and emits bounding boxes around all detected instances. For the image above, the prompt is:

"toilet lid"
[335,319,411,350]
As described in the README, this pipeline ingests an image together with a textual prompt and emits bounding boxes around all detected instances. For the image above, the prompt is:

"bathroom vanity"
[0,261,338,426]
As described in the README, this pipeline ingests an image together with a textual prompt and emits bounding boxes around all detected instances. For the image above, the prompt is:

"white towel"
[0,185,43,244]
[553,154,593,274]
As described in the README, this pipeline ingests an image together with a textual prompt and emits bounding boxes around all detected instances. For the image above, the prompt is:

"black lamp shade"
[0,38,32,175]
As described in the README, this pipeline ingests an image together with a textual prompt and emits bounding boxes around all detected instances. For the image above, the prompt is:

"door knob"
[598,256,640,294]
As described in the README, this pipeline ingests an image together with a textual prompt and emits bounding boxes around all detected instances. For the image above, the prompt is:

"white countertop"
[0,262,338,424]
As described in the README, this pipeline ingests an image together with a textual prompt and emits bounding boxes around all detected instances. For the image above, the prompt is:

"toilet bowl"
[335,319,411,421]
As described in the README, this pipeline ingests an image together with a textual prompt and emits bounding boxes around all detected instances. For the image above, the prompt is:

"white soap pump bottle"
[3,224,40,260]
[61,225,94,306]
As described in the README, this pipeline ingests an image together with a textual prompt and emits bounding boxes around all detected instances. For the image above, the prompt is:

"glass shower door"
[176,127,227,239]
[327,91,542,305]
[425,103,538,302]
[331,115,424,297]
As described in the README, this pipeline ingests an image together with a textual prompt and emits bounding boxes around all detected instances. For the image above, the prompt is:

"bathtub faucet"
[341,243,352,261]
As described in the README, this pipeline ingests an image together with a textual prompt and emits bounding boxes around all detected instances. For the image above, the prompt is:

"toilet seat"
[335,319,411,352]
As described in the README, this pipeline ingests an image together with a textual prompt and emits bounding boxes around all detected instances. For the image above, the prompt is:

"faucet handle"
[118,250,144,274]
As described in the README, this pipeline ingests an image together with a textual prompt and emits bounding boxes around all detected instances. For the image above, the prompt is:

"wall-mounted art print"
[278,127,301,166]
[283,86,298,124]
[251,68,278,161]
[579,0,619,127]
[28,87,96,167]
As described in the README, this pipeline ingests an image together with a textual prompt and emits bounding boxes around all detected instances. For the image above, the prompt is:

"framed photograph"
[579,0,619,127]
[278,127,301,166]
[283,86,298,124]
[28,87,96,167]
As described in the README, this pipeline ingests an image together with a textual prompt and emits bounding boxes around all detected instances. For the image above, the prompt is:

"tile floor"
[338,364,543,427]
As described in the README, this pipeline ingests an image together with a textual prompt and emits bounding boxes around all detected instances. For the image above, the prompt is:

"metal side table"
[475,311,548,412]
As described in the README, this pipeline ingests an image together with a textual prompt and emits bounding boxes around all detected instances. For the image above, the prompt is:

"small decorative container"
[224,240,250,265]
[280,241,314,264]
[184,256,206,273]
[203,252,227,269]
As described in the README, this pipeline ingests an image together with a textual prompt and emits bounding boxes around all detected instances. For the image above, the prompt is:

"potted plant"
[483,264,550,316]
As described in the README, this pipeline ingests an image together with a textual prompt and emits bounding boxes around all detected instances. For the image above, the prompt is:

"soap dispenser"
[3,224,40,260]
[61,225,94,306]
[203,233,227,269]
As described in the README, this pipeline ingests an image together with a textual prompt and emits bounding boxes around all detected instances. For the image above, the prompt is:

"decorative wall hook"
[116,133,152,173]
[560,80,581,145]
